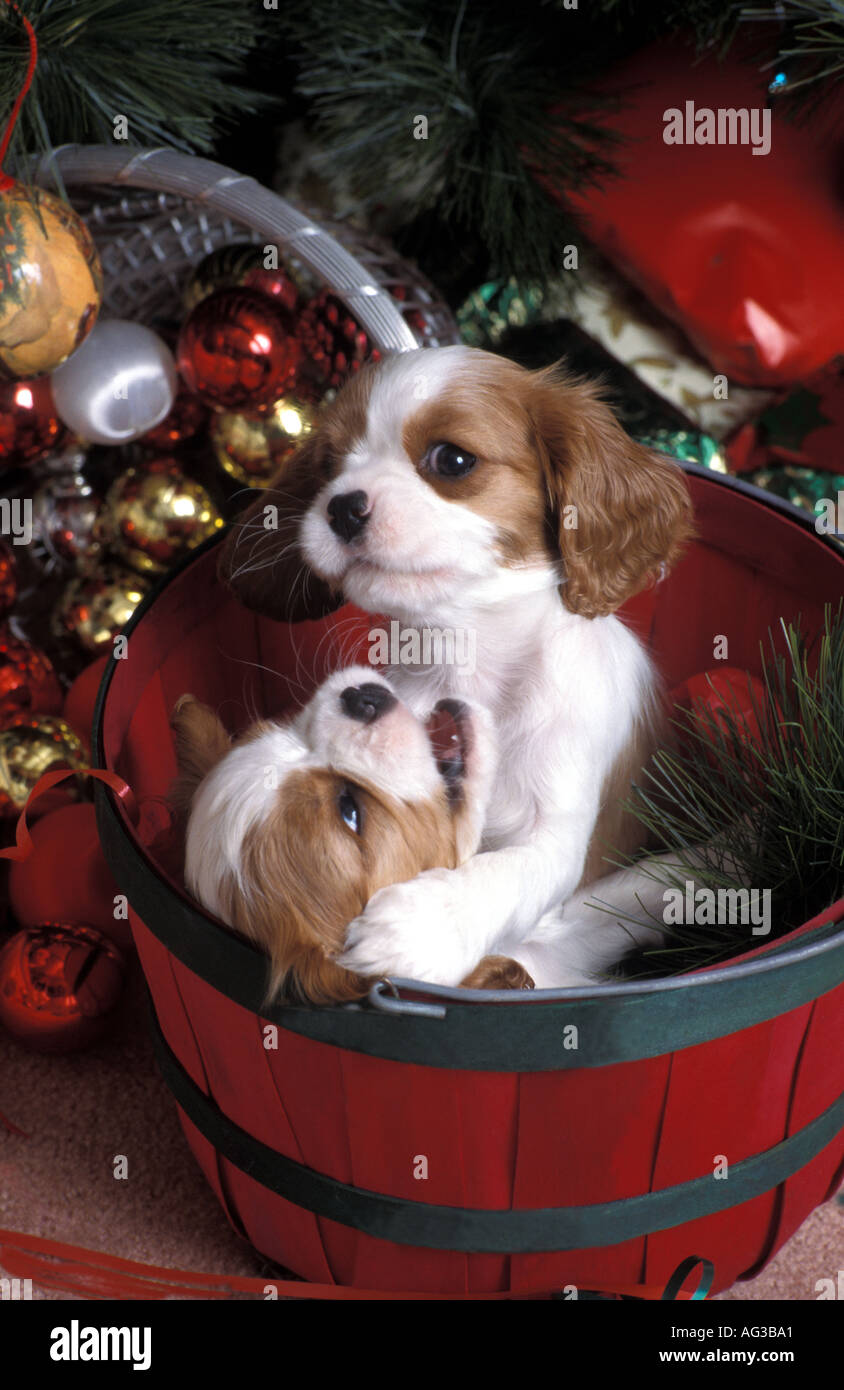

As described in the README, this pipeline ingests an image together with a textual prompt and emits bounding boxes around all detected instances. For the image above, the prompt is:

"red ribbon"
[0,766,138,863]
[0,1,37,191]
[0,1227,711,1301]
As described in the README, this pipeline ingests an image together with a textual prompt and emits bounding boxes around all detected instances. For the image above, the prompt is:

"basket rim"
[31,143,420,354]
[91,463,844,1057]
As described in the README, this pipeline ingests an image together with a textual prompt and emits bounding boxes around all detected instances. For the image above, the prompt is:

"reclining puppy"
[170,668,667,1004]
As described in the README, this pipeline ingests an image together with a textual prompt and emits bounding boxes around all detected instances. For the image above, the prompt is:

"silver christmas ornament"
[50,320,177,446]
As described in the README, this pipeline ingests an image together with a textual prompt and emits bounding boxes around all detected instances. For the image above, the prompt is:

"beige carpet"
[1,956,841,1301]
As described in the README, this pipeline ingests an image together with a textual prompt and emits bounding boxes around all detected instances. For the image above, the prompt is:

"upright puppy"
[218,346,694,987]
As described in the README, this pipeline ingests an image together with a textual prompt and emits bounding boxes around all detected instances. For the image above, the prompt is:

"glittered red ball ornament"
[0,923,126,1053]
[138,382,208,452]
[0,375,66,470]
[177,289,301,412]
[0,539,17,618]
[385,281,430,342]
[296,290,381,391]
[0,624,63,721]
[8,802,132,954]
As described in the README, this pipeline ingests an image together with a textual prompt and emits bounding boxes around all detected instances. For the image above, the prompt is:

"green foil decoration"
[633,429,728,473]
[457,278,547,348]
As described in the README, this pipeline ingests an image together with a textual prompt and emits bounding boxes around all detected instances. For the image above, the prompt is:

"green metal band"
[96,782,844,1072]
[148,999,844,1254]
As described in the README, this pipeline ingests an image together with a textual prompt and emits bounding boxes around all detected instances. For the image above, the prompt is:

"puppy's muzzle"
[340,682,397,724]
[328,490,370,543]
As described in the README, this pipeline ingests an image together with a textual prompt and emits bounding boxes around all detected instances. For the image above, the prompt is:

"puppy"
[217,346,694,988]
[170,667,534,1002]
[170,669,667,1002]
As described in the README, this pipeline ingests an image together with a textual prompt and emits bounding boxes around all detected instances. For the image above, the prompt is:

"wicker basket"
[32,145,461,350]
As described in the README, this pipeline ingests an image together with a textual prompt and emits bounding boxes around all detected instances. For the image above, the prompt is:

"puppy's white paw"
[337,868,477,987]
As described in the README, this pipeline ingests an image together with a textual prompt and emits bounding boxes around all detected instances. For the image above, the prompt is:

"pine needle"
[609,602,844,976]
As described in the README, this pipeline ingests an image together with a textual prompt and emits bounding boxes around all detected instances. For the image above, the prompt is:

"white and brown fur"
[171,669,672,1002]
[216,346,694,989]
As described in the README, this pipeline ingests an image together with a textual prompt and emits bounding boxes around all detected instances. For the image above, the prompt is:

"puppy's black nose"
[340,683,397,724]
[328,490,370,543]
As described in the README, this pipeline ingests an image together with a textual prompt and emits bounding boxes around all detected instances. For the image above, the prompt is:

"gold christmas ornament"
[100,456,224,574]
[0,715,87,816]
[210,395,317,487]
[0,183,102,380]
[54,564,150,655]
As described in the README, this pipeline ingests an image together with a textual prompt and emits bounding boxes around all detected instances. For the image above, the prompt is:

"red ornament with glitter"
[138,381,208,451]
[296,290,380,392]
[0,375,66,469]
[177,288,301,412]
[0,624,63,720]
[0,923,126,1053]
[0,538,17,617]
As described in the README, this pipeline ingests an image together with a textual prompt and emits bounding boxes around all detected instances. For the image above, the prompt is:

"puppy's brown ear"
[216,431,343,623]
[169,695,231,811]
[267,945,371,1008]
[529,366,695,618]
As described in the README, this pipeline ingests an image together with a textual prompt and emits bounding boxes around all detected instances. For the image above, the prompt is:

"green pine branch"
[0,0,275,163]
[278,0,624,282]
[606,603,844,976]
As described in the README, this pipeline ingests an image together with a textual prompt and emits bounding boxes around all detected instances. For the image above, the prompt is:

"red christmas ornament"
[0,923,126,1053]
[0,624,63,721]
[177,288,301,412]
[296,290,381,391]
[0,376,66,470]
[8,801,133,953]
[138,382,208,451]
[385,281,430,342]
[671,668,767,750]
[0,539,17,618]
[240,263,299,314]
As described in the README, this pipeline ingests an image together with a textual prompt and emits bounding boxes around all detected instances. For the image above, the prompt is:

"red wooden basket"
[93,465,844,1297]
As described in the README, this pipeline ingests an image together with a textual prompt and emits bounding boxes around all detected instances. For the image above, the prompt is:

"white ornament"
[50,320,177,445]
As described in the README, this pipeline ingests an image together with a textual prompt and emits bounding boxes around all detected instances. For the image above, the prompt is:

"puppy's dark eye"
[338,786,362,835]
[425,442,478,478]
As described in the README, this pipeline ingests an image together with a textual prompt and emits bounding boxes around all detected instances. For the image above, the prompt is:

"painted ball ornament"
[0,923,126,1053]
[99,457,224,575]
[210,395,317,487]
[0,182,102,380]
[50,319,177,445]
[177,288,301,411]
[0,375,66,470]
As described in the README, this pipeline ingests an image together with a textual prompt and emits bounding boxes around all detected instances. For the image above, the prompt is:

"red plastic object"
[561,40,844,386]
[8,802,131,953]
